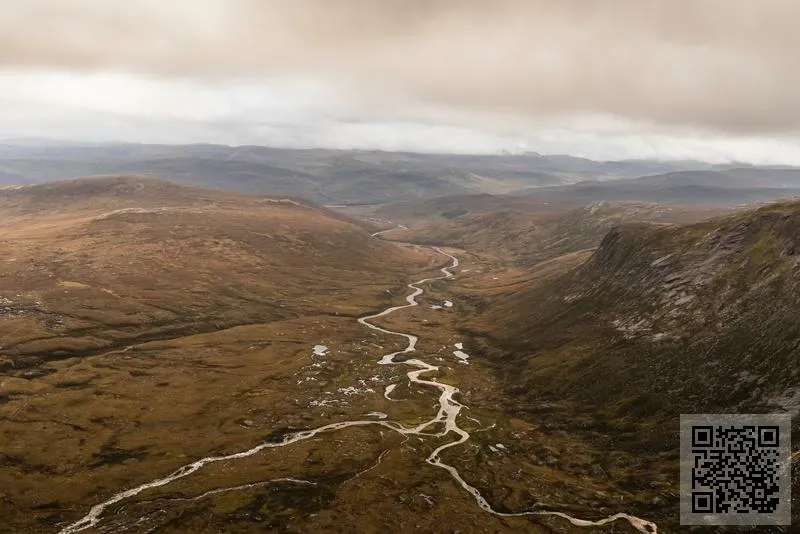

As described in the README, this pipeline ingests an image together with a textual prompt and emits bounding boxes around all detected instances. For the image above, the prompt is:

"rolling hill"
[0,175,435,370]
[374,194,730,266]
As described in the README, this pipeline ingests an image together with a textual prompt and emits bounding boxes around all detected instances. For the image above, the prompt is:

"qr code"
[680,414,791,526]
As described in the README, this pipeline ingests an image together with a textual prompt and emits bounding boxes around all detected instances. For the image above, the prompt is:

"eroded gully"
[60,244,657,534]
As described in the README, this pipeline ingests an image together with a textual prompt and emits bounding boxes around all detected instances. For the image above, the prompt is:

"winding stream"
[60,244,657,534]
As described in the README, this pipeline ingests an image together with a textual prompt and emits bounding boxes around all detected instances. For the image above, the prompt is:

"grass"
[462,201,800,529]
[9,177,796,532]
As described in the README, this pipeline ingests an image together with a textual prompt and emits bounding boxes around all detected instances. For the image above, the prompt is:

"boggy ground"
[2,239,652,533]
[0,176,439,532]
[330,199,799,532]
[2,178,665,533]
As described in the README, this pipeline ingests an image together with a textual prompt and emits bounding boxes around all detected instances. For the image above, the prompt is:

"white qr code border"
[680,413,791,526]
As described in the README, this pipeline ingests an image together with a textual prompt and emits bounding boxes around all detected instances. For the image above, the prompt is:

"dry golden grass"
[0,176,434,367]
[1,178,680,533]
[0,176,463,532]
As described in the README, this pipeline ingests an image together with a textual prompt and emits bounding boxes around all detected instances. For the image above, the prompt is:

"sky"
[2,0,800,163]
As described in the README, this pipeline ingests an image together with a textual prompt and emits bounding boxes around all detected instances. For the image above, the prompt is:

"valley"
[1,174,798,533]
[5,4,800,532]
[53,246,655,534]
[3,143,798,207]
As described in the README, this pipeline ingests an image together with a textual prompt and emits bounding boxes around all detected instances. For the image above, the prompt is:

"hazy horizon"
[4,136,798,168]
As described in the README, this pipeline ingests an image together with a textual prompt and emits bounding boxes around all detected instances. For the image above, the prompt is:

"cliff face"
[478,201,800,418]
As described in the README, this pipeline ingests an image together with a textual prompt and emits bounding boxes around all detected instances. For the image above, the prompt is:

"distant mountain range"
[0,141,768,205]
[521,168,800,205]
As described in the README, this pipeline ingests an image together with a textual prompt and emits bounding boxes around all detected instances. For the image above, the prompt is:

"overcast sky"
[2,0,800,162]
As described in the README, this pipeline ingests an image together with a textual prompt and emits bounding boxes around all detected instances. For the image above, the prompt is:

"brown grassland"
[7,177,791,533]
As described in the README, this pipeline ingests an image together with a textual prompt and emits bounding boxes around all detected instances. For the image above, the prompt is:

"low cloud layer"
[1,1,800,161]
[2,1,800,134]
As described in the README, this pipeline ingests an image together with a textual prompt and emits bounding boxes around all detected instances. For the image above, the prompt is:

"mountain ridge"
[469,201,800,454]
[522,168,800,205]
[0,142,764,206]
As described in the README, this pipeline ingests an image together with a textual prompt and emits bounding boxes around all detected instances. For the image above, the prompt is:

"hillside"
[0,176,434,371]
[373,194,576,223]
[381,195,728,266]
[469,202,800,527]
[479,202,800,412]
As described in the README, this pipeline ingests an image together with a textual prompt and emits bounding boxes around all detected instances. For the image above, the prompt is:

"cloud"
[4,70,800,165]
[3,1,800,163]
[2,69,800,164]
[2,1,800,135]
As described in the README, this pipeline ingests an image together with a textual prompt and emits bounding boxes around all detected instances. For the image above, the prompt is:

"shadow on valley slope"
[465,202,800,530]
